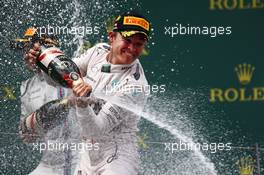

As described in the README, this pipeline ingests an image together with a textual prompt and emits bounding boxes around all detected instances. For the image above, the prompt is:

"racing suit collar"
[101,58,138,73]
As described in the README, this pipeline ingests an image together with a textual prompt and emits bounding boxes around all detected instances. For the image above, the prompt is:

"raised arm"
[19,99,69,143]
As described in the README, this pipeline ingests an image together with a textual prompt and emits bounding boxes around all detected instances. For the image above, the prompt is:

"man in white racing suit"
[72,41,148,175]
[24,12,151,175]
[20,65,79,174]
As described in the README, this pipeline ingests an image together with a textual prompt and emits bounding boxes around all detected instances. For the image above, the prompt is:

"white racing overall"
[71,43,149,175]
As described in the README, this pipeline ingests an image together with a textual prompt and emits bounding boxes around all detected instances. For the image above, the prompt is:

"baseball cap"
[112,12,150,40]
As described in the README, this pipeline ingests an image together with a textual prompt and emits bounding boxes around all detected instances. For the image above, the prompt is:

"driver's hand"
[24,42,41,70]
[72,80,92,97]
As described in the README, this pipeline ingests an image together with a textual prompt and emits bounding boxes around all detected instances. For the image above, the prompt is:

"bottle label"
[38,47,64,67]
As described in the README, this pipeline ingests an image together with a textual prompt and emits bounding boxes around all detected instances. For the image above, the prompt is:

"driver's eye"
[123,38,132,44]
[134,43,143,48]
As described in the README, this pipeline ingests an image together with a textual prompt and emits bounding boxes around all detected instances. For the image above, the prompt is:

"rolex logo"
[234,63,255,85]
[209,63,264,103]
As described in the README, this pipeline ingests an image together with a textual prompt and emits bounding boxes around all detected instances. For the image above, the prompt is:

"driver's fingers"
[33,42,41,51]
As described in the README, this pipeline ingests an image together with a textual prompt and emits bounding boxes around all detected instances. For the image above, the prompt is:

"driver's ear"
[108,32,117,44]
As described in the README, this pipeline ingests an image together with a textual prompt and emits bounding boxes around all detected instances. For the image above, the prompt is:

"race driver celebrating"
[22,12,151,175]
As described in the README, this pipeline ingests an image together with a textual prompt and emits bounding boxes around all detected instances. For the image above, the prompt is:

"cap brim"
[120,31,148,40]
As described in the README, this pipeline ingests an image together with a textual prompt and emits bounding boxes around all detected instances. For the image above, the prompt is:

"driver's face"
[109,32,147,64]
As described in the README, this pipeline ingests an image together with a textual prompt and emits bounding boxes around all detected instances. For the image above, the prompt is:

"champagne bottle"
[11,27,82,88]
[37,46,81,88]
